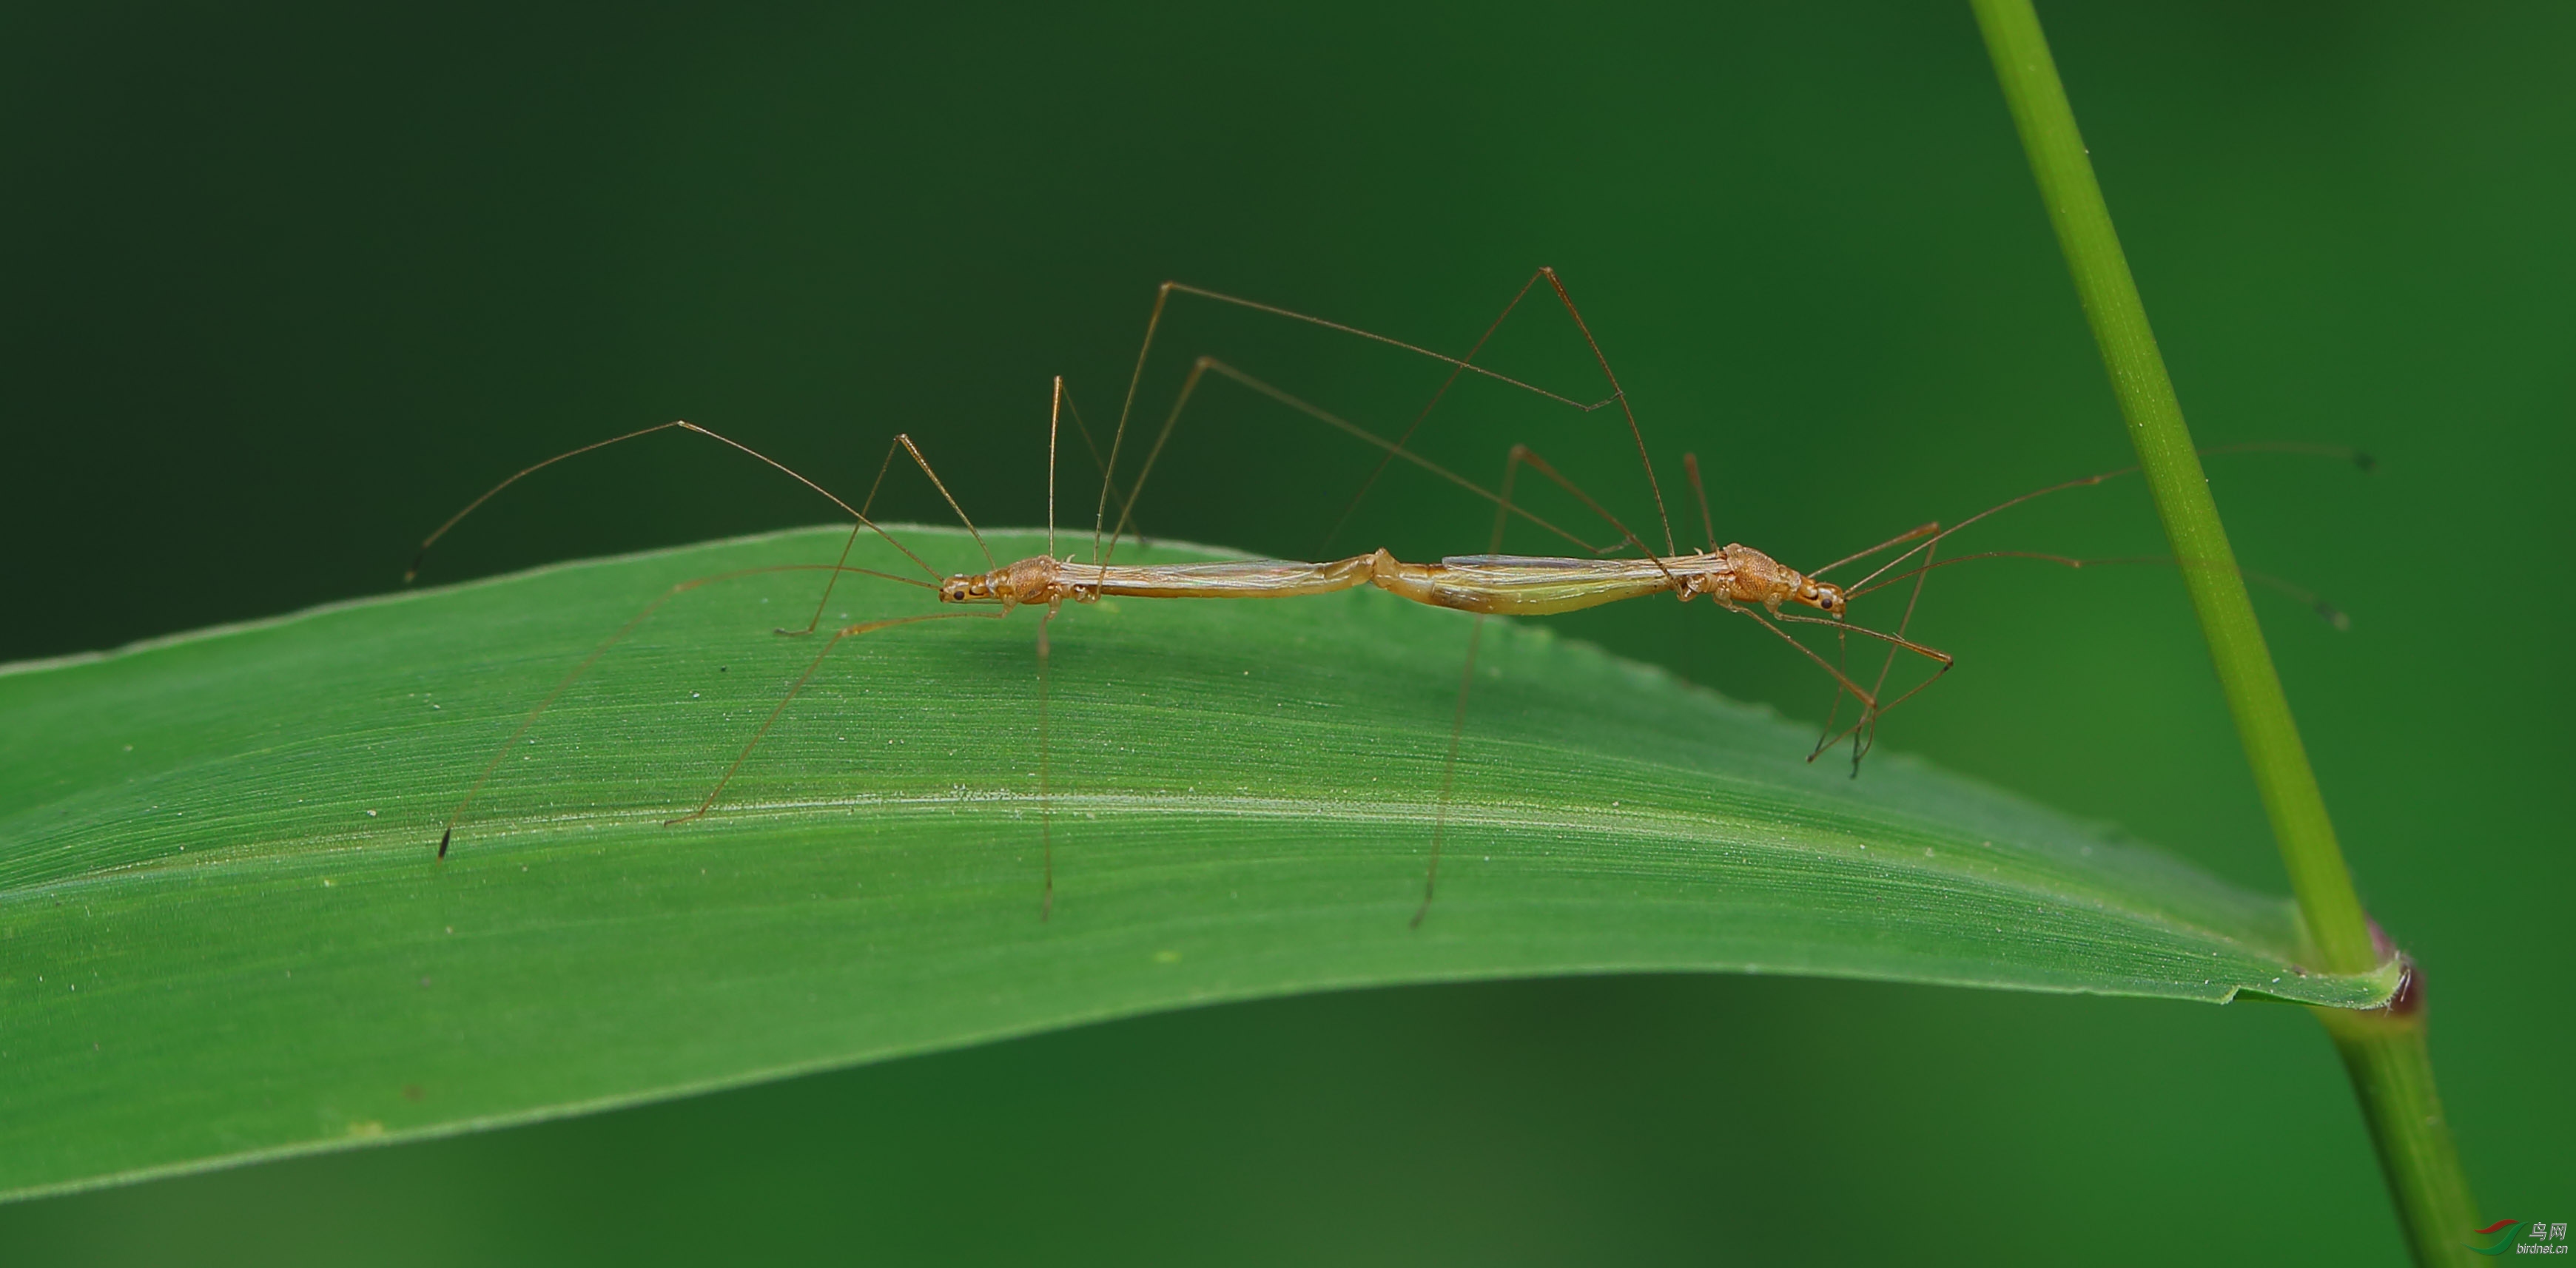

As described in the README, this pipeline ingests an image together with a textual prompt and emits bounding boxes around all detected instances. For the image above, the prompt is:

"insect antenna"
[1851,551,2351,630]
[1798,443,2372,764]
[407,421,688,582]
[407,420,949,590]
[1819,442,2374,596]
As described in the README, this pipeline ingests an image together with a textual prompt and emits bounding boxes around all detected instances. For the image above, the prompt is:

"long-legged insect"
[411,271,2349,922]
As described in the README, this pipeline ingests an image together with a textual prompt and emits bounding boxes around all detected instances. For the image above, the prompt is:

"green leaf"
[0,526,2398,1199]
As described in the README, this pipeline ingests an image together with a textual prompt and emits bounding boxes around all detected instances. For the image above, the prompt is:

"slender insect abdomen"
[1080,556,1378,600]
[941,556,1378,605]
[1368,552,1680,616]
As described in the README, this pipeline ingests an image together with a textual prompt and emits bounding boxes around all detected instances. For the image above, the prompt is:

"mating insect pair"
[409,269,2349,923]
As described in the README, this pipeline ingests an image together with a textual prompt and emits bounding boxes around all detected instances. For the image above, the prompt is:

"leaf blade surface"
[0,527,2395,1198]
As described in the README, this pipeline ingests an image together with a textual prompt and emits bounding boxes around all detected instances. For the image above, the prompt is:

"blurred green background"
[2,2,2567,1263]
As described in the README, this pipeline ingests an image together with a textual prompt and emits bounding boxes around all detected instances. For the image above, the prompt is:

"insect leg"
[665,609,1012,828]
[1106,274,1666,564]
[1855,526,1941,769]
[1191,270,1678,559]
[781,431,998,636]
[1684,454,1718,555]
[435,562,936,857]
[1413,442,1536,926]
[1057,385,1150,548]
[1035,601,1060,921]
[1093,357,1617,567]
[1531,268,1673,556]
[1809,620,1855,766]
[1772,613,1956,759]
[1413,439,1684,925]
[1320,269,1556,553]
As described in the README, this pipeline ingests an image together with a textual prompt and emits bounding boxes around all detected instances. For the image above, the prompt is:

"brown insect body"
[412,270,2002,921]
[935,544,1846,620]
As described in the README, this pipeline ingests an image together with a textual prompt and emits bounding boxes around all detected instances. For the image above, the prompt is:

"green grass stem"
[1967,1,2478,1261]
